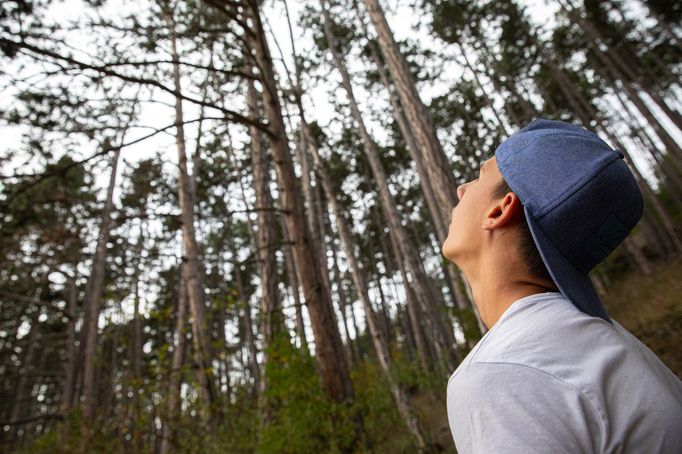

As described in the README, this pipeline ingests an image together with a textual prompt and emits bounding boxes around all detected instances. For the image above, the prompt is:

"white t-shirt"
[446,292,682,454]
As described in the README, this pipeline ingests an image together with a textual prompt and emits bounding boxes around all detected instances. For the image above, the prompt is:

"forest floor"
[602,257,682,378]
[407,257,682,453]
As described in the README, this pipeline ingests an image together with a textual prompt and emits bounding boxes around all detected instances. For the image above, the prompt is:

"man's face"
[442,156,505,263]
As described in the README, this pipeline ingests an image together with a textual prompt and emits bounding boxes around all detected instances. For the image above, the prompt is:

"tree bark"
[244,0,353,403]
[362,0,460,229]
[60,273,77,419]
[306,90,430,449]
[80,145,121,430]
[159,268,189,454]
[168,19,216,420]
[245,46,283,355]
[280,219,309,353]
[322,3,457,371]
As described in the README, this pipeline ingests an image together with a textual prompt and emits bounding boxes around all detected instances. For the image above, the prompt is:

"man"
[442,119,682,453]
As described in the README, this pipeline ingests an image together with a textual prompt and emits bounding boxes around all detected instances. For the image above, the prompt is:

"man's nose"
[457,182,469,201]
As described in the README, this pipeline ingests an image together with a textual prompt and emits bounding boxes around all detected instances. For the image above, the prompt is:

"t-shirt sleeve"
[446,362,603,454]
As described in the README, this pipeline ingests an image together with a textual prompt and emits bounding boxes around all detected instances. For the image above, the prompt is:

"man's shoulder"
[449,291,678,409]
[447,292,682,453]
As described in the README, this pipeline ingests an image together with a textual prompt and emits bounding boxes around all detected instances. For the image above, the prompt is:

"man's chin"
[441,243,459,264]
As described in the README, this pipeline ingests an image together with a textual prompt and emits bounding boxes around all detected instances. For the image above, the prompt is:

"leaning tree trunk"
[80,145,121,434]
[281,220,309,353]
[328,233,359,364]
[59,272,77,422]
[245,48,283,360]
[244,0,353,403]
[159,268,189,454]
[358,0,484,335]
[321,2,457,371]
[556,0,682,161]
[380,207,435,371]
[169,20,216,419]
[361,0,459,229]
[306,103,430,451]
[366,37,473,315]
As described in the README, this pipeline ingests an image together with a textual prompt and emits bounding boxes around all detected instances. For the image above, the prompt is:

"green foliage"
[19,411,125,454]
[594,247,633,282]
[349,360,405,451]
[451,307,482,352]
[258,336,355,454]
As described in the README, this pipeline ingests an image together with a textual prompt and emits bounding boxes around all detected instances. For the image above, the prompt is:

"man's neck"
[466,255,558,329]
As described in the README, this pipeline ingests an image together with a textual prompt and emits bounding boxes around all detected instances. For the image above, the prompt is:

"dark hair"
[495,180,556,286]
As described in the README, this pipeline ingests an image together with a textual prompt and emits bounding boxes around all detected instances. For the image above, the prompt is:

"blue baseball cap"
[495,119,644,322]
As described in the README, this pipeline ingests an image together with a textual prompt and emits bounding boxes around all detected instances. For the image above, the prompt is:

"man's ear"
[482,192,523,230]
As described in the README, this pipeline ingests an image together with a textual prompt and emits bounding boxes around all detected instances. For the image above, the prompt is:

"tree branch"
[0,116,222,206]
[0,413,64,426]
[96,58,257,80]
[0,37,272,135]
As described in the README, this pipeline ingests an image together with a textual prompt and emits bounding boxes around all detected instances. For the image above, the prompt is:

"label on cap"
[583,215,629,263]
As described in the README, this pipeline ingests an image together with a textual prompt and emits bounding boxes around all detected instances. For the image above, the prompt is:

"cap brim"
[525,206,612,323]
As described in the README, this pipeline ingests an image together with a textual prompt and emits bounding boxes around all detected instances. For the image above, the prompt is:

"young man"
[443,119,682,453]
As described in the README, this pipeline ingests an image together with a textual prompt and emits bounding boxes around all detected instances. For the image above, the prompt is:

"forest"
[0,0,680,452]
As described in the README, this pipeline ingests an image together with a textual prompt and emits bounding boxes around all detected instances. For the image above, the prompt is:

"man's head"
[442,156,556,289]
[443,118,644,322]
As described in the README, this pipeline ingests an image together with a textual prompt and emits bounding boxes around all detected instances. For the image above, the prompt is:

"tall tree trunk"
[321,1,456,372]
[557,0,682,161]
[329,234,357,365]
[59,273,77,420]
[370,267,394,347]
[130,264,143,453]
[232,250,261,397]
[244,48,284,420]
[168,18,216,420]
[362,0,460,229]
[159,268,189,454]
[345,278,364,361]
[306,98,430,450]
[366,36,476,322]
[80,145,121,433]
[387,221,434,371]
[244,0,353,403]
[280,219,309,353]
[295,132,319,251]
